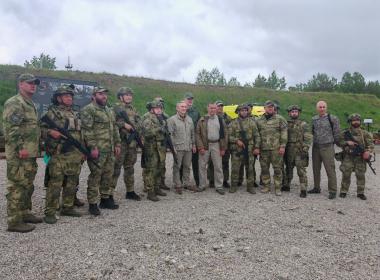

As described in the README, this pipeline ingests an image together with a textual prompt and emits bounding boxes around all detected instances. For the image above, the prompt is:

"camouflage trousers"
[45,152,82,216]
[260,150,284,191]
[340,154,367,194]
[312,144,337,193]
[6,157,37,226]
[230,149,256,188]
[238,154,257,184]
[87,152,115,204]
[111,143,137,193]
[144,143,166,192]
[284,145,309,191]
[208,150,230,184]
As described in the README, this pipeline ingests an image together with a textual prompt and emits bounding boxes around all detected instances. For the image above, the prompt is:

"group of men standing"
[3,73,375,233]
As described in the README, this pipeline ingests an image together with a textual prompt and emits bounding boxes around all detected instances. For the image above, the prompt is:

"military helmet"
[287,105,302,112]
[117,87,134,99]
[264,100,275,107]
[235,104,249,114]
[146,101,152,111]
[347,113,361,122]
[51,84,75,105]
[150,100,163,109]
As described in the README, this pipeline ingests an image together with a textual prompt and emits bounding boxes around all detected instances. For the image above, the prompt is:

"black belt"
[208,139,219,143]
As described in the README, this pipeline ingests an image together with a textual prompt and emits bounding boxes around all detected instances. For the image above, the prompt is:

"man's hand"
[362,151,370,160]
[115,145,121,157]
[346,140,357,147]
[18,149,29,159]
[49,129,63,139]
[220,149,225,156]
[279,147,285,156]
[199,148,206,155]
[236,139,245,148]
[124,123,133,131]
[192,145,197,153]
[253,148,260,156]
[90,148,99,159]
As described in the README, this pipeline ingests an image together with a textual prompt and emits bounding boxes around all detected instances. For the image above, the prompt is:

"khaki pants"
[199,142,223,190]
[173,150,192,187]
[312,144,337,193]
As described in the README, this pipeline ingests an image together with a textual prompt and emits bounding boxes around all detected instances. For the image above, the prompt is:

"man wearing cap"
[228,104,260,193]
[81,86,121,215]
[208,100,232,188]
[167,101,198,194]
[309,100,340,199]
[256,100,288,196]
[183,92,201,186]
[196,103,228,194]
[283,105,312,198]
[338,114,374,200]
[3,73,42,232]
[141,100,169,201]
[40,84,83,223]
[111,87,142,201]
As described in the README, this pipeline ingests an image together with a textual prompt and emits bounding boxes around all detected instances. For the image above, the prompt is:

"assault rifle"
[40,114,100,168]
[157,114,178,164]
[115,109,144,149]
[237,119,249,164]
[343,130,376,175]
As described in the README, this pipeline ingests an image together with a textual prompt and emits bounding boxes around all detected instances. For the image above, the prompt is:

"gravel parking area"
[0,147,379,280]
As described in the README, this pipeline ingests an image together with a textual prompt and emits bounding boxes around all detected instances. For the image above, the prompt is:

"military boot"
[247,186,256,194]
[275,189,282,196]
[357,194,367,200]
[60,208,82,217]
[155,188,167,196]
[281,185,290,192]
[308,187,321,194]
[74,195,85,207]
[7,223,36,233]
[126,191,142,201]
[23,213,43,224]
[43,215,57,224]
[89,204,101,216]
[300,190,307,198]
[223,181,231,188]
[147,190,159,202]
[99,197,119,209]
[229,186,238,193]
[328,192,336,199]
[261,186,271,193]
[339,193,347,198]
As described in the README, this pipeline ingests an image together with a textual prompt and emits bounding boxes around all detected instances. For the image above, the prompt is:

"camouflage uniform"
[3,81,40,228]
[41,93,83,218]
[256,111,288,193]
[283,107,313,194]
[112,99,141,195]
[81,96,121,204]
[228,109,260,193]
[338,115,374,197]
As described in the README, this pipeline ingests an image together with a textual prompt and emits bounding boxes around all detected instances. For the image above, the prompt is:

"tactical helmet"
[347,113,361,122]
[117,87,134,99]
[150,100,163,109]
[146,101,152,111]
[264,100,275,107]
[235,104,249,114]
[51,84,75,105]
[287,105,302,112]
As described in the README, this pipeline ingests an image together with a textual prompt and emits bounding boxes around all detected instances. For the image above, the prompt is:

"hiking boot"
[357,194,367,200]
[229,186,237,193]
[223,181,230,188]
[160,184,170,191]
[216,188,225,195]
[60,208,82,217]
[23,213,43,224]
[275,189,282,196]
[7,223,36,233]
[89,204,101,216]
[339,193,347,198]
[187,185,201,192]
[174,186,183,194]
[155,188,167,196]
[43,215,57,224]
[247,186,256,194]
[261,186,270,193]
[99,197,119,209]
[281,186,290,192]
[328,192,336,199]
[308,188,321,194]
[147,190,159,202]
[300,190,307,198]
[74,195,85,207]
[126,191,141,201]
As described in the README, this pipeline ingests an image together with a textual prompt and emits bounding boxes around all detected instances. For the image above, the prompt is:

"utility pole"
[65,56,73,71]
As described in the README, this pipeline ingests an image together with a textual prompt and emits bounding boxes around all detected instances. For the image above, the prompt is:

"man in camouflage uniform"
[256,100,288,196]
[282,105,313,198]
[338,114,374,200]
[208,100,232,188]
[308,100,340,199]
[111,87,142,201]
[228,104,260,193]
[141,100,168,201]
[81,87,121,215]
[40,85,83,224]
[3,73,42,232]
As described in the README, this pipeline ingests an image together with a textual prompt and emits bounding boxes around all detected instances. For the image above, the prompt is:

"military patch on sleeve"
[9,112,24,125]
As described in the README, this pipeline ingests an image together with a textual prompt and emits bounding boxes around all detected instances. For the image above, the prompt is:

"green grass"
[1,64,380,131]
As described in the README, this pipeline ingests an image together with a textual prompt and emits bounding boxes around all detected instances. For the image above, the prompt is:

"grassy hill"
[1,64,380,131]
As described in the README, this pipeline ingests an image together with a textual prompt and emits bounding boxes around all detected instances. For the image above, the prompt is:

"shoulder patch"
[9,112,24,125]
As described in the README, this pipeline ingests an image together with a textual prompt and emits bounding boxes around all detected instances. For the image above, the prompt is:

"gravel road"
[0,147,379,280]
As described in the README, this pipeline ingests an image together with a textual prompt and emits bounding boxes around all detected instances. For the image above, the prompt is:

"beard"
[352,123,361,128]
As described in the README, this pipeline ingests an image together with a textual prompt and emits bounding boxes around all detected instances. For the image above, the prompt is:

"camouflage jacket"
[228,117,261,151]
[3,93,40,159]
[81,102,120,153]
[167,113,195,152]
[195,115,228,151]
[219,112,232,125]
[286,118,313,151]
[40,105,83,155]
[312,114,340,145]
[141,112,166,146]
[256,114,288,150]
[338,127,374,155]
[187,106,201,127]
[113,101,141,147]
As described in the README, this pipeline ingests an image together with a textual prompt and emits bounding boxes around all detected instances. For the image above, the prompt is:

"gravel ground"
[0,147,379,280]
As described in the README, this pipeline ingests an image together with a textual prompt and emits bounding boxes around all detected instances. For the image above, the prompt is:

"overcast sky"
[1,0,379,86]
